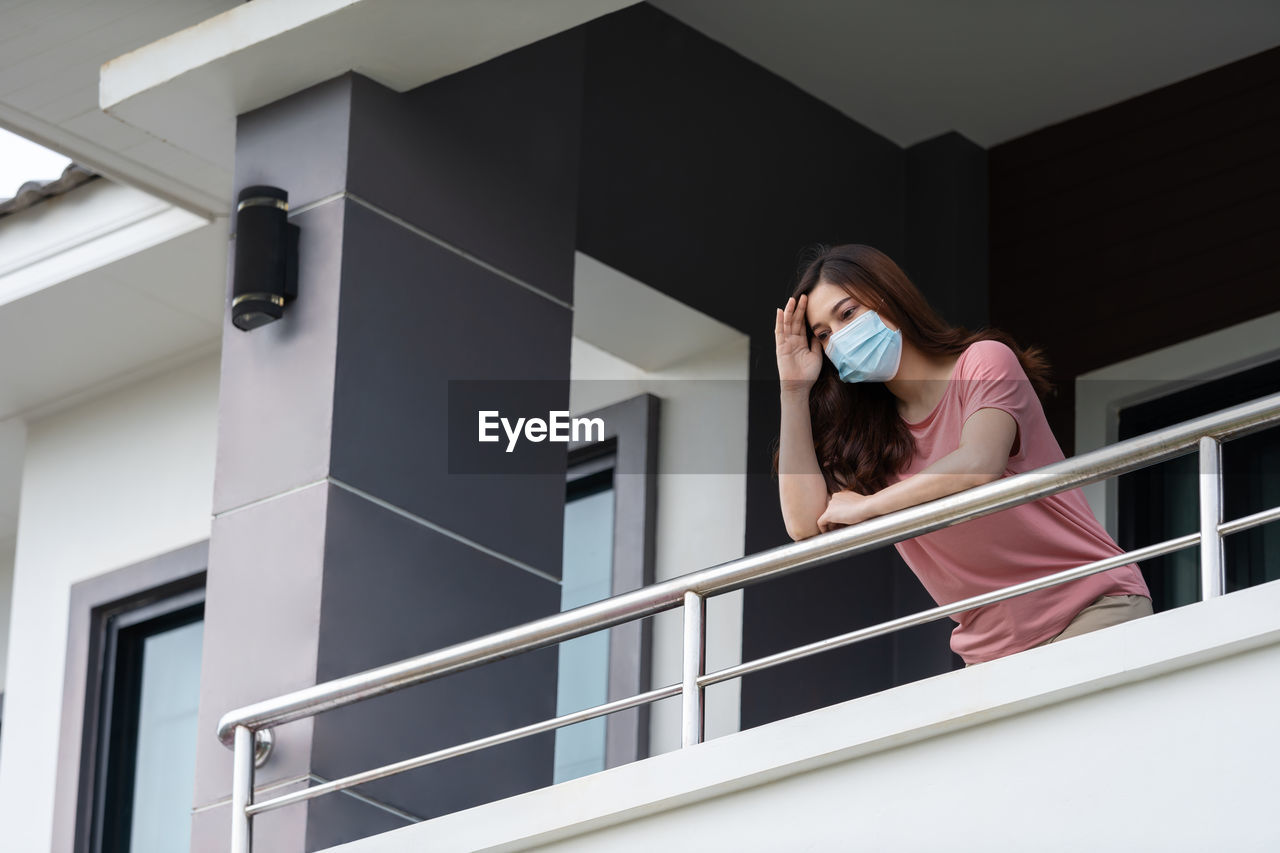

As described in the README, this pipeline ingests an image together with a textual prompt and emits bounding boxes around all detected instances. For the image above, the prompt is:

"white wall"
[0,416,23,696]
[569,250,752,755]
[0,530,14,697]
[569,337,749,754]
[0,353,220,852]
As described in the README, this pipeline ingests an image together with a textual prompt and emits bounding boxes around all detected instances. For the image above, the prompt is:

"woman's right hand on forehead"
[775,294,823,393]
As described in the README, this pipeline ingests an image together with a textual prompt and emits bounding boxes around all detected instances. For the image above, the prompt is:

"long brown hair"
[770,243,1055,495]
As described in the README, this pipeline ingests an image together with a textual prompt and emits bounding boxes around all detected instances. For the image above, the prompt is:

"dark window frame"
[563,393,659,769]
[51,540,208,853]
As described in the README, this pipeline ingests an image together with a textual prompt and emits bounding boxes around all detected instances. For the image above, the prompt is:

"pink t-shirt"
[887,339,1150,665]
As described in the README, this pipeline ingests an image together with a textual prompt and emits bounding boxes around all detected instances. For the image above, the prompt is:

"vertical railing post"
[231,725,255,853]
[1198,435,1225,601]
[681,590,706,747]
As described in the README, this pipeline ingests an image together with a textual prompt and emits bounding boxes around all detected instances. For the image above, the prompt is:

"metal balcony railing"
[219,390,1280,852]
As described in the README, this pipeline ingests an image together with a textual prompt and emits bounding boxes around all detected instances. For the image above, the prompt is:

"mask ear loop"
[862,331,899,381]
[874,301,900,334]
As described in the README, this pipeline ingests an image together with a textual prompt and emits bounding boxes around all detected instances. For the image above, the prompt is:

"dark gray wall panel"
[303,788,412,852]
[307,483,559,845]
[234,74,354,212]
[346,28,585,304]
[190,798,308,853]
[193,483,328,808]
[891,559,963,682]
[737,541,897,730]
[328,199,572,574]
[904,130,990,331]
[577,4,904,338]
[212,200,345,515]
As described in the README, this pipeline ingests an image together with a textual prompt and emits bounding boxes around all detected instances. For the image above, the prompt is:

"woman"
[772,243,1152,667]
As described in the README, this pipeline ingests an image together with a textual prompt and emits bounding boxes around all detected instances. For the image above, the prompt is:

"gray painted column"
[904,130,990,332]
[190,30,584,852]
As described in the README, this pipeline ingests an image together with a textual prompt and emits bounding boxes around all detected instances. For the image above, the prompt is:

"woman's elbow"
[967,469,1004,489]
[786,522,821,542]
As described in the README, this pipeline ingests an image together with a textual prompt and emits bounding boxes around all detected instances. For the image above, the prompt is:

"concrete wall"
[569,250,751,753]
[0,353,220,853]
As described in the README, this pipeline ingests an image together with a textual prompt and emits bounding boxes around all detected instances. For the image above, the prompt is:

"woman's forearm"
[865,444,996,519]
[778,388,829,540]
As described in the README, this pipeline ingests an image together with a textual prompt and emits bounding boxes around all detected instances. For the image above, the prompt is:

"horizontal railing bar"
[218,390,1280,746]
[700,532,1199,687]
[246,682,683,816]
[1218,503,1280,538]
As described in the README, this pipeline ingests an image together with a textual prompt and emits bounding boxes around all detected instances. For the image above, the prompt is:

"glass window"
[553,466,616,783]
[92,588,204,853]
[548,394,658,783]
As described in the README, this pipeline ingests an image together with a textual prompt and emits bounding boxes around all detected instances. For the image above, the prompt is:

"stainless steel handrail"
[222,390,1280,852]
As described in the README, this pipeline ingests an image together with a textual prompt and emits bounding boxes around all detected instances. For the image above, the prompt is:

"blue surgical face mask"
[823,309,903,383]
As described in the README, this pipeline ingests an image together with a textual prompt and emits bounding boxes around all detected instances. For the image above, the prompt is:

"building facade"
[0,2,1278,851]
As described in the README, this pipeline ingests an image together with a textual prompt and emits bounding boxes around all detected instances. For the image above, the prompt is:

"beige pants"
[966,594,1153,667]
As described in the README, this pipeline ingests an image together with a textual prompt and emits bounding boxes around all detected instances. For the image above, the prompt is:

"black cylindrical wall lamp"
[231,185,299,331]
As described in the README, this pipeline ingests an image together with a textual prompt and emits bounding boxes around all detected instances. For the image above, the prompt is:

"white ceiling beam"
[100,0,637,207]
